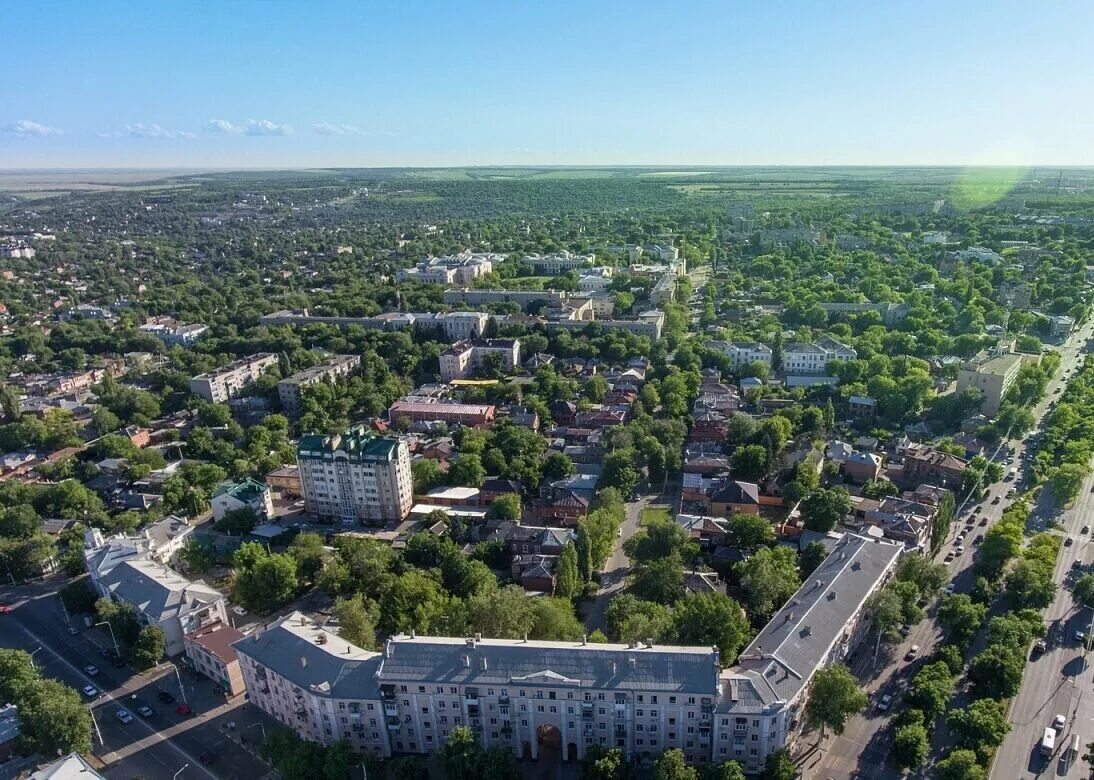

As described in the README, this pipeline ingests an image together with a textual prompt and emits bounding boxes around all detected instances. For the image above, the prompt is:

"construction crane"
[1055,170,1064,197]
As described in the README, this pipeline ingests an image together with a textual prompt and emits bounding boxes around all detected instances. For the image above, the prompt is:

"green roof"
[212,477,268,502]
[297,427,400,462]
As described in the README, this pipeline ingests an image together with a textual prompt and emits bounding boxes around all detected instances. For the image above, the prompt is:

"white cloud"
[313,122,360,136]
[245,119,291,136]
[125,123,195,140]
[206,118,291,136]
[1,120,64,137]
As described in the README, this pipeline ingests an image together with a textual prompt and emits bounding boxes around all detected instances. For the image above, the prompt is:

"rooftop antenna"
[1055,170,1064,198]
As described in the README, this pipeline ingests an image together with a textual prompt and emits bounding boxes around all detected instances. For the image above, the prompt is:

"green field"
[639,506,673,526]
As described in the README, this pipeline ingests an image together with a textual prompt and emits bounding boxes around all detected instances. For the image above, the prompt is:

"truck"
[1041,727,1056,757]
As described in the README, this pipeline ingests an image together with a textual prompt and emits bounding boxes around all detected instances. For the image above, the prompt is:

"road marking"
[9,619,217,779]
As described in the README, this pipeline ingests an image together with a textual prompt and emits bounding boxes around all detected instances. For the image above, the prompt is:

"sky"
[3,0,1094,169]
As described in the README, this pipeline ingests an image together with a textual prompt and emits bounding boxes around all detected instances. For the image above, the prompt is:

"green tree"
[332,593,379,650]
[556,544,582,599]
[805,665,867,738]
[935,748,986,780]
[949,698,1010,755]
[235,552,299,613]
[735,546,800,622]
[730,444,769,482]
[907,661,955,722]
[412,458,444,494]
[761,748,796,780]
[937,594,987,648]
[800,487,852,533]
[379,570,454,635]
[632,554,685,604]
[489,493,522,522]
[892,712,929,770]
[601,449,641,496]
[653,749,698,780]
[798,541,827,578]
[969,643,1025,699]
[129,625,166,670]
[448,453,486,487]
[580,744,629,780]
[726,513,774,550]
[1074,574,1094,607]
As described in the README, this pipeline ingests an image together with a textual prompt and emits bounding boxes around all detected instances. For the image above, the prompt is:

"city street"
[0,581,277,780]
[808,321,1094,780]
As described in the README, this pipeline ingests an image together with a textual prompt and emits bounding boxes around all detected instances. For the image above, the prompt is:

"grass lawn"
[639,506,673,526]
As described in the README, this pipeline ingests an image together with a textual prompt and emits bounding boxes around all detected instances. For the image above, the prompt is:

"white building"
[709,342,773,371]
[577,268,614,292]
[189,353,278,403]
[233,535,900,773]
[781,337,857,374]
[84,531,228,656]
[139,318,210,346]
[297,428,413,525]
[211,478,273,522]
[439,339,521,383]
[397,252,499,285]
[277,354,361,418]
[521,251,596,275]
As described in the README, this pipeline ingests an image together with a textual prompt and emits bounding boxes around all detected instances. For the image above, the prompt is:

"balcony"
[384,703,398,717]
[467,705,480,718]
[498,694,510,705]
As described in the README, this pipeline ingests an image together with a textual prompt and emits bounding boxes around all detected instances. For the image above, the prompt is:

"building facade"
[278,355,361,418]
[297,428,414,525]
[956,352,1023,416]
[189,353,278,403]
[439,340,521,383]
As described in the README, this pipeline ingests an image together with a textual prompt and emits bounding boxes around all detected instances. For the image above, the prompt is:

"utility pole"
[94,622,120,657]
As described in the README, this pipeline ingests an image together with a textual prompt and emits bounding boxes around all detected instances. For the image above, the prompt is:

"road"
[0,581,277,780]
[580,491,651,632]
[808,321,1094,780]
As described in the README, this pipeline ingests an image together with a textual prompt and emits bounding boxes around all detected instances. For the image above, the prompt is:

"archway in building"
[567,742,578,762]
[537,723,562,751]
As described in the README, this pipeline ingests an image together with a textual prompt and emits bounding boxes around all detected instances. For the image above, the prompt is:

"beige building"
[278,354,361,418]
[189,353,278,403]
[956,352,1023,416]
[184,622,246,696]
[439,339,521,382]
[297,428,413,525]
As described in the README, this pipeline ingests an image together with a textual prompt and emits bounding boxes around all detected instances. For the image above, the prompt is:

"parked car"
[67,625,80,635]
[176,704,193,716]
[945,583,956,595]
[1033,639,1047,655]
[954,545,965,554]
[82,685,98,698]
[878,694,892,711]
[157,690,175,704]
[905,645,920,660]
[1066,536,1075,546]
[136,704,154,718]
[84,665,99,676]
[115,708,133,724]
[1054,714,1066,730]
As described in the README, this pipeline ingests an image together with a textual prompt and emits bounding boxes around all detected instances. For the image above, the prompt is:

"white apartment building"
[577,268,614,292]
[439,339,521,382]
[84,531,228,656]
[189,353,278,403]
[781,337,857,375]
[430,312,490,342]
[709,342,773,371]
[278,354,361,418]
[139,318,210,346]
[234,535,900,772]
[297,428,413,525]
[521,251,596,275]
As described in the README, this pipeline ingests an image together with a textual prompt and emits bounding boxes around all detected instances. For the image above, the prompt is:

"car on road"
[1033,639,1047,655]
[115,708,133,724]
[944,552,955,563]
[1085,525,1091,534]
[82,685,98,698]
[66,625,80,635]
[878,694,892,711]
[84,665,99,676]
[157,690,175,704]
[1054,714,1066,730]
[945,583,956,594]
[955,545,965,554]
[900,625,912,637]
[136,704,154,718]
[905,645,920,660]
[1075,630,1086,643]
[992,496,1001,504]
[0,604,12,614]
[1066,536,1075,546]
[199,751,216,765]
[176,703,193,716]
[979,517,989,526]
[973,534,984,545]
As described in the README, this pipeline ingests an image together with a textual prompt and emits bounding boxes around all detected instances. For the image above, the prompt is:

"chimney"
[611,661,617,676]
[300,656,308,669]
[410,629,415,639]
[646,638,654,649]
[474,633,482,642]
[463,654,471,668]
[481,657,488,671]
[582,634,587,646]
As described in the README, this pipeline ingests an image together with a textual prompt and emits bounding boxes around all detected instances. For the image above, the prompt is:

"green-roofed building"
[211,477,273,522]
[296,425,413,525]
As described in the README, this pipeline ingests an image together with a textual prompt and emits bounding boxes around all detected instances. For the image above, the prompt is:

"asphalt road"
[808,322,1094,780]
[0,582,275,780]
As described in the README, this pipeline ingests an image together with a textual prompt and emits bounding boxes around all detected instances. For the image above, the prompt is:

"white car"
[82,685,98,698]
[1054,714,1066,730]
[115,708,133,724]
[954,545,965,554]
[944,583,956,595]
[84,665,99,676]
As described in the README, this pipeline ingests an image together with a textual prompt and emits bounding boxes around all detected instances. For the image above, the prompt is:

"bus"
[1041,727,1056,756]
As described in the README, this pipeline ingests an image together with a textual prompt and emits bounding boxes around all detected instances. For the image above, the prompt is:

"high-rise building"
[297,427,413,525]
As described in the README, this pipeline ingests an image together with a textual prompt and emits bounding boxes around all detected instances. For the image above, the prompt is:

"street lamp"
[88,706,103,746]
[172,763,189,780]
[165,662,188,704]
[29,647,41,670]
[94,621,120,657]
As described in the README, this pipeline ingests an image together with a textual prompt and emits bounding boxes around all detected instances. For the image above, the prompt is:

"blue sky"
[3,0,1093,168]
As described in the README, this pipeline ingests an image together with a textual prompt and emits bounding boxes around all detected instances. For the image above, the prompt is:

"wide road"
[0,582,276,780]
[808,321,1094,780]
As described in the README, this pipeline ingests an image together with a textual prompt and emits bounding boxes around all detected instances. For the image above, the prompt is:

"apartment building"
[211,478,273,522]
[708,341,773,371]
[259,310,488,342]
[139,317,210,346]
[189,353,278,403]
[649,273,676,305]
[546,310,665,341]
[388,399,496,427]
[521,250,596,275]
[84,532,228,656]
[184,622,246,696]
[277,354,361,418]
[780,337,857,375]
[439,339,521,382]
[235,535,900,771]
[956,351,1023,416]
[443,288,567,308]
[297,427,413,525]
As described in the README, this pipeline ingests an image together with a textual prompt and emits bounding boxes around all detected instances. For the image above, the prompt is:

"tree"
[731,444,768,482]
[601,449,641,496]
[805,665,867,738]
[935,749,986,780]
[379,570,454,635]
[798,541,827,578]
[234,552,299,613]
[896,555,948,597]
[726,513,774,550]
[632,554,685,604]
[893,716,929,770]
[969,643,1025,699]
[949,698,1010,754]
[704,763,746,780]
[735,546,800,622]
[654,749,698,780]
[129,625,166,669]
[937,594,987,648]
[332,593,378,650]
[800,488,852,533]
[761,748,796,780]
[19,677,93,756]
[555,544,581,599]
[95,597,140,645]
[580,745,629,780]
[1075,573,1094,608]
[412,458,444,494]
[489,493,522,522]
[448,454,486,487]
[669,595,757,665]
[179,537,216,574]
[528,596,585,641]
[625,518,697,562]
[907,661,955,722]
[288,531,329,584]
[1051,462,1090,505]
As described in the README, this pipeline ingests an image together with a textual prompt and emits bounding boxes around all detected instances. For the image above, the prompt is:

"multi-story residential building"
[139,317,210,346]
[184,622,246,696]
[708,341,773,371]
[520,250,596,275]
[442,289,567,308]
[900,443,967,489]
[546,310,665,341]
[259,310,488,342]
[780,337,857,375]
[439,340,521,383]
[649,273,676,305]
[189,353,278,403]
[388,399,496,427]
[0,241,35,259]
[211,478,273,522]
[84,532,228,656]
[816,302,911,326]
[432,312,490,342]
[297,428,413,525]
[956,351,1023,416]
[236,535,901,771]
[277,355,361,418]
[60,303,113,321]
